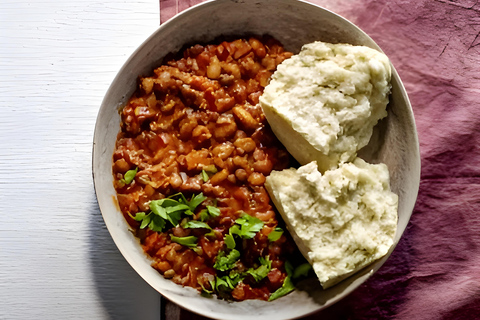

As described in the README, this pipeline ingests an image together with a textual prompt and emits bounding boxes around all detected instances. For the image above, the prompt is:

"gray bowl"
[92,0,420,319]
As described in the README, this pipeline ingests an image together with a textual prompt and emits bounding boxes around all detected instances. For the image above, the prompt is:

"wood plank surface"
[0,1,161,319]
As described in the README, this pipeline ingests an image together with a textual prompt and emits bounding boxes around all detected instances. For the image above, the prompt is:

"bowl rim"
[92,0,421,318]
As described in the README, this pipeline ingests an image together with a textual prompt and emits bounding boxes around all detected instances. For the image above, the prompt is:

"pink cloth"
[159,0,480,318]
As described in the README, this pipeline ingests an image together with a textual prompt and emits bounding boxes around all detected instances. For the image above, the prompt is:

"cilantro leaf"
[150,201,168,220]
[139,213,152,229]
[215,272,244,292]
[183,220,211,230]
[268,275,295,301]
[224,233,236,249]
[165,204,191,213]
[269,260,295,301]
[188,193,207,211]
[268,227,284,242]
[245,256,272,282]
[230,213,264,239]
[148,215,166,232]
[166,210,183,226]
[132,211,146,222]
[170,235,198,248]
[122,167,138,184]
[201,170,209,182]
[199,209,210,222]
[206,205,221,217]
[293,263,312,279]
[213,249,240,271]
[200,282,213,296]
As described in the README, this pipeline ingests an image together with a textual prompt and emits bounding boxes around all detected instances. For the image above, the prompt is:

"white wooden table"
[0,1,162,319]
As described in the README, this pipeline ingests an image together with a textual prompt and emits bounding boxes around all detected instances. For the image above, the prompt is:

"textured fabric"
[159,0,480,318]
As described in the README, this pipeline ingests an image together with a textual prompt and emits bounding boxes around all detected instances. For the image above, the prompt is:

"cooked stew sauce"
[113,37,299,301]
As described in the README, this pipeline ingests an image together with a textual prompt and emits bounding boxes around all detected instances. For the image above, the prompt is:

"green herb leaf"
[267,227,284,242]
[215,276,231,292]
[150,201,168,219]
[200,282,213,296]
[293,263,312,279]
[245,256,272,282]
[149,215,166,232]
[230,213,264,239]
[213,249,240,271]
[224,233,236,249]
[268,275,295,301]
[123,167,138,184]
[199,209,210,222]
[170,235,198,248]
[268,260,295,301]
[184,220,212,230]
[139,213,152,229]
[206,205,221,217]
[188,193,208,211]
[165,204,191,213]
[201,170,209,182]
[166,210,183,227]
[204,229,217,239]
[133,211,146,222]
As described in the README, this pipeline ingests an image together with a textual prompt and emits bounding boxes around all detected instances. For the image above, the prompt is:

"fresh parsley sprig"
[245,256,272,282]
[132,192,209,233]
[229,213,264,239]
[213,249,241,271]
[268,261,295,301]
[267,227,284,242]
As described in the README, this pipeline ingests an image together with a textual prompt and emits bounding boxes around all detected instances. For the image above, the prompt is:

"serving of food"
[93,0,420,318]
[113,37,307,301]
[112,36,398,301]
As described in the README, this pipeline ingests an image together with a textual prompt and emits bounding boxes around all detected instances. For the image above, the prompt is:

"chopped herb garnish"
[149,215,166,232]
[230,213,264,239]
[132,212,166,232]
[213,249,240,271]
[199,209,210,222]
[224,233,236,249]
[132,211,146,222]
[245,256,272,282]
[201,170,209,182]
[170,235,198,248]
[200,282,214,296]
[268,261,295,301]
[206,205,221,217]
[122,167,138,184]
[188,193,208,211]
[215,272,244,292]
[142,192,210,233]
[268,227,284,242]
[184,220,212,230]
[293,263,312,279]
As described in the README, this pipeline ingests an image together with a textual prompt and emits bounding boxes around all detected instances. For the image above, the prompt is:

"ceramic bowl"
[92,0,420,319]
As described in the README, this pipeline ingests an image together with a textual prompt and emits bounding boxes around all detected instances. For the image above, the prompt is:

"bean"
[169,173,183,189]
[235,168,248,181]
[206,56,221,79]
[253,159,273,174]
[164,269,176,279]
[248,38,266,58]
[232,106,259,130]
[192,125,212,144]
[210,169,228,186]
[212,142,235,160]
[248,172,265,186]
[234,137,256,153]
[114,158,130,173]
